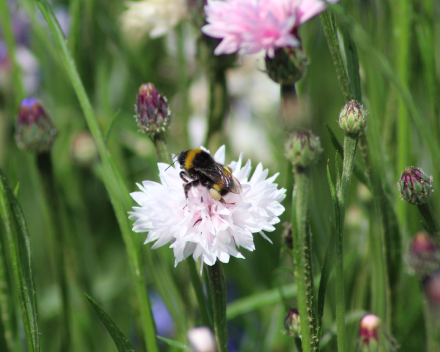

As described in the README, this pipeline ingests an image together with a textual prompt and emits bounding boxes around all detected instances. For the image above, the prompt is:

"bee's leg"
[180,172,190,183]
[183,179,199,199]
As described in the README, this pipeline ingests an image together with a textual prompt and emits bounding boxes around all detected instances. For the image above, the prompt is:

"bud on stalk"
[135,83,171,136]
[398,167,433,205]
[15,98,57,153]
[285,129,323,169]
[339,100,366,134]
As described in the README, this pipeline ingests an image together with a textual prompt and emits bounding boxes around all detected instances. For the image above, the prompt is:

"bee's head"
[177,150,188,169]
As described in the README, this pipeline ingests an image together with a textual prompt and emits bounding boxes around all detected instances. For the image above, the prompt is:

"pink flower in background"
[202,0,338,57]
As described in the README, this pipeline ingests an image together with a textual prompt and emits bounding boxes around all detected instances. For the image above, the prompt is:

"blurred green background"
[0,0,439,351]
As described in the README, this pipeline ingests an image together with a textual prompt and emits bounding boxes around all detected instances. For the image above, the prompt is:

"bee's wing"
[218,165,242,194]
[195,163,242,194]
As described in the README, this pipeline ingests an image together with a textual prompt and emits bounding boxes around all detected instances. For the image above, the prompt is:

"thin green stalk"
[204,67,228,148]
[417,202,440,245]
[0,0,25,105]
[393,0,412,225]
[422,298,440,352]
[334,133,359,352]
[188,259,212,328]
[35,152,71,351]
[206,261,228,352]
[280,84,297,122]
[292,170,313,352]
[320,11,353,103]
[35,3,159,351]
[152,133,172,165]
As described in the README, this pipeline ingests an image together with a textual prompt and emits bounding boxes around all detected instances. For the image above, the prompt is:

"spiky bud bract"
[285,129,323,169]
[265,46,307,85]
[135,83,171,135]
[398,167,433,205]
[339,100,366,134]
[15,97,57,153]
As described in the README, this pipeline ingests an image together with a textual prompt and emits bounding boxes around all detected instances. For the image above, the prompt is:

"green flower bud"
[398,167,433,205]
[15,98,57,153]
[285,129,323,169]
[339,100,366,134]
[283,308,301,337]
[265,46,308,85]
[135,83,171,135]
[409,232,440,278]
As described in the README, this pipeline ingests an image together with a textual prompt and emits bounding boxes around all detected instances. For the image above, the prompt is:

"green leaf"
[0,169,40,352]
[157,336,189,350]
[85,293,136,352]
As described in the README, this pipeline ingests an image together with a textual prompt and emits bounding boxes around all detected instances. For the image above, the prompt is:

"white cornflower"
[121,0,188,42]
[129,146,286,268]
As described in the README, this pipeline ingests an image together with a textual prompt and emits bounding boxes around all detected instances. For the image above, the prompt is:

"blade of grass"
[157,336,189,350]
[0,169,39,352]
[0,0,25,105]
[34,2,159,351]
[85,293,136,352]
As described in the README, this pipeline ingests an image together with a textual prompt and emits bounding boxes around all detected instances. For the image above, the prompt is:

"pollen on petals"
[202,0,339,57]
[129,146,286,269]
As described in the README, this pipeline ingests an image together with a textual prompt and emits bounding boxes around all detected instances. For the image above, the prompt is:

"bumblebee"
[177,149,242,202]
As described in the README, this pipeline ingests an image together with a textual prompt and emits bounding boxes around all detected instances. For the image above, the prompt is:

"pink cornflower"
[202,0,338,58]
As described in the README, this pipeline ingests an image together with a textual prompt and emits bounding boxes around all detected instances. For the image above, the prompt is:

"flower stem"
[335,133,359,352]
[206,261,228,352]
[417,202,440,245]
[423,298,440,352]
[292,169,314,352]
[36,152,71,352]
[204,67,228,149]
[188,259,212,328]
[281,84,297,121]
[152,133,172,165]
[320,11,354,103]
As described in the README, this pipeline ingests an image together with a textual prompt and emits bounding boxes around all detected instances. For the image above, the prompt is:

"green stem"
[206,261,228,352]
[204,67,228,149]
[152,133,172,165]
[417,202,440,245]
[292,170,313,352]
[335,133,359,352]
[423,298,440,352]
[394,0,412,226]
[280,84,297,122]
[320,11,353,103]
[188,259,212,328]
[35,152,71,352]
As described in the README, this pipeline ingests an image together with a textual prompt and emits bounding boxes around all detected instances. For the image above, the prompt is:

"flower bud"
[398,167,433,205]
[265,46,308,85]
[15,97,57,153]
[285,129,323,169]
[339,100,366,134]
[357,314,398,352]
[281,222,293,250]
[408,232,440,278]
[283,308,300,337]
[135,83,171,135]
[187,326,217,352]
[71,132,99,167]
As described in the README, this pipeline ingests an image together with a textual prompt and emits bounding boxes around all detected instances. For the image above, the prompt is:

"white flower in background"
[129,146,286,268]
[121,0,188,42]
